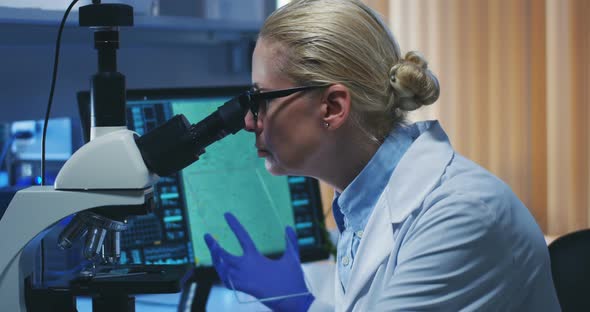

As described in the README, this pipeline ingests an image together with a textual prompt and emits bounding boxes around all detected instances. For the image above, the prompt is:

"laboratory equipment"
[6,118,77,187]
[0,123,10,187]
[0,2,249,311]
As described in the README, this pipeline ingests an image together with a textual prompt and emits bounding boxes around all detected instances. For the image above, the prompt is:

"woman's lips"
[257,149,270,157]
[256,143,270,157]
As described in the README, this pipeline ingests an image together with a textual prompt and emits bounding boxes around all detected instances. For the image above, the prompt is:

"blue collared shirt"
[332,125,416,292]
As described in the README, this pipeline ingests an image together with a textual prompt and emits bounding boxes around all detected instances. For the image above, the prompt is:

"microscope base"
[25,264,191,312]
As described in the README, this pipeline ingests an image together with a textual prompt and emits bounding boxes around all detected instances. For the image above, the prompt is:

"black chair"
[548,229,590,311]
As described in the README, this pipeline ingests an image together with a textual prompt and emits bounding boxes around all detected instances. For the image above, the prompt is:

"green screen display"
[171,99,295,266]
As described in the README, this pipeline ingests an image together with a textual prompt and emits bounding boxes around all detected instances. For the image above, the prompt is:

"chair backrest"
[548,229,590,311]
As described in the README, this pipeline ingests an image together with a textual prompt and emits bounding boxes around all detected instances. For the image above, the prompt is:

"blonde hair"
[259,0,440,142]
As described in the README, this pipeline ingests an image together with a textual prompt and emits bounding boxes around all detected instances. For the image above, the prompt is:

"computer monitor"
[77,86,330,269]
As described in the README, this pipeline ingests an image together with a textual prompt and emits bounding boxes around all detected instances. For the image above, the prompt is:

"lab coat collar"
[385,120,453,223]
[339,120,454,308]
[335,126,414,233]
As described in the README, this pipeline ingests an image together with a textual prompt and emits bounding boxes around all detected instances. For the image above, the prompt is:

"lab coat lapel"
[340,188,394,310]
[342,121,454,309]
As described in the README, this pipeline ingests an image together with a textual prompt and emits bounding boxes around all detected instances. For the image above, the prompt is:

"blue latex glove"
[204,213,314,312]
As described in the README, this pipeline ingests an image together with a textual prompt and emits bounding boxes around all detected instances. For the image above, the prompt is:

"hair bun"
[389,51,440,111]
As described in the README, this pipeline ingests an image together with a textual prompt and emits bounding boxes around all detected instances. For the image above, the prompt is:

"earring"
[324,122,330,129]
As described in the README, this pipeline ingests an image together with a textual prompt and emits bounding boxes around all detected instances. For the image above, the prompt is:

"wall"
[0,32,252,123]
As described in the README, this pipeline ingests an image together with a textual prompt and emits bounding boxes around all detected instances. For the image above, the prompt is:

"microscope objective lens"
[57,214,88,250]
[83,226,107,260]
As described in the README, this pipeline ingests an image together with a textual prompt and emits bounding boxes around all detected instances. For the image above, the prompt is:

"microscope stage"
[68,264,191,295]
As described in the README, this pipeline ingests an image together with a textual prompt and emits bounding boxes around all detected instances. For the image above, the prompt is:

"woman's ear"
[321,84,351,130]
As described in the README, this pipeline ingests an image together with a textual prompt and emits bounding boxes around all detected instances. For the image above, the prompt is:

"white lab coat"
[309,121,560,312]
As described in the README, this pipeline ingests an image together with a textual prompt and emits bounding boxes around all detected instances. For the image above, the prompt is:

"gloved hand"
[204,212,314,312]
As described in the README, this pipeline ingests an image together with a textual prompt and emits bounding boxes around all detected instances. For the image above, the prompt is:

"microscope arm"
[55,129,158,190]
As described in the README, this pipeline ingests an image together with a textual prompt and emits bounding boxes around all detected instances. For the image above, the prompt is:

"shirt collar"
[332,126,415,232]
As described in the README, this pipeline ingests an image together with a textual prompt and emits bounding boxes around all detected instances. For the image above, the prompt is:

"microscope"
[0,2,250,311]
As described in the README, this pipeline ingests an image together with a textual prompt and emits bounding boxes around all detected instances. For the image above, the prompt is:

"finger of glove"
[204,235,234,287]
[204,233,239,267]
[224,212,257,254]
[284,226,300,258]
[214,256,231,287]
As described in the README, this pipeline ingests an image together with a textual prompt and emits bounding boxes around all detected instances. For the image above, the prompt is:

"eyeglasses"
[242,85,328,122]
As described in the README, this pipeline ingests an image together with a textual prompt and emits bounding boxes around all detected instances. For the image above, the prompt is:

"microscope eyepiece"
[135,95,248,176]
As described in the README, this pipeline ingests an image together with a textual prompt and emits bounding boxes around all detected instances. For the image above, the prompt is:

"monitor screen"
[77,87,330,268]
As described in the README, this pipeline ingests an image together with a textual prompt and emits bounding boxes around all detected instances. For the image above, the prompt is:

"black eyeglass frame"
[242,85,329,121]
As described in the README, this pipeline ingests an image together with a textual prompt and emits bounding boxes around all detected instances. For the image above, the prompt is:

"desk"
[77,260,336,311]
[77,286,269,312]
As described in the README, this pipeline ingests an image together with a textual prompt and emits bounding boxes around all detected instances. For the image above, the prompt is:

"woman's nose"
[244,110,260,132]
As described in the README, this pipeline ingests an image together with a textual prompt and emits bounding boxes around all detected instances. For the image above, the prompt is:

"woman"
[204,0,560,311]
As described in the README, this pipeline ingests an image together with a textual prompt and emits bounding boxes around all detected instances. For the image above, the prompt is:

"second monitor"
[77,86,330,268]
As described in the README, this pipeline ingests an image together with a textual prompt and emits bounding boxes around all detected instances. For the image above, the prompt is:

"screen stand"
[93,294,135,312]
[178,269,215,312]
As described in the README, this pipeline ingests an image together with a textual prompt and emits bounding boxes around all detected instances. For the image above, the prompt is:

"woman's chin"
[264,157,288,176]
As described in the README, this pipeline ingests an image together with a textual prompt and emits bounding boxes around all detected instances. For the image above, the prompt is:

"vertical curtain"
[389,0,543,231]
[321,0,589,236]
[545,0,590,234]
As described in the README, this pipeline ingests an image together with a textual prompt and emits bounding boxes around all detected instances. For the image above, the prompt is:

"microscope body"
[0,128,158,312]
